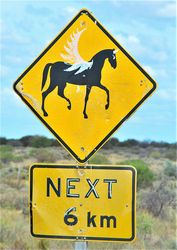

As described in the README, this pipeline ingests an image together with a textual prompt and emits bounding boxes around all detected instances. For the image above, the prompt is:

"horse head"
[108,49,119,69]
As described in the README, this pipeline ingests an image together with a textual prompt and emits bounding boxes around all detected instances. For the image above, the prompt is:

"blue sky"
[0,0,176,142]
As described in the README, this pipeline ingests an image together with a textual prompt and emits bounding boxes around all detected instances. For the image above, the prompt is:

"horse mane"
[90,49,113,62]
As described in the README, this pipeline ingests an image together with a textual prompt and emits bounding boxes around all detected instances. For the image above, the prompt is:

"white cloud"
[0,65,10,77]
[115,32,168,64]
[157,89,176,101]
[143,65,156,77]
[116,33,146,57]
[65,6,78,15]
[1,32,30,45]
[156,68,168,78]
[0,87,23,107]
[157,2,176,17]
[129,115,142,124]
[110,0,121,7]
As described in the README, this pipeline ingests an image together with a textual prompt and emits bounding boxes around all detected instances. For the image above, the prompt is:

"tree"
[20,136,33,147]
[29,136,52,147]
[0,137,7,145]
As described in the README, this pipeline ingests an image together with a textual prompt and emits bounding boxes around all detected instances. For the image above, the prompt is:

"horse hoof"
[44,112,48,117]
[105,104,109,110]
[84,114,88,119]
[67,106,71,110]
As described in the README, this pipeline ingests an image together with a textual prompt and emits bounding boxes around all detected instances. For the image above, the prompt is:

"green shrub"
[150,151,162,159]
[89,153,111,164]
[164,161,177,178]
[118,159,154,188]
[0,146,24,163]
[38,239,49,250]
[0,145,13,152]
[164,148,176,161]
[0,146,14,163]
[137,212,154,240]
[167,240,177,250]
[0,161,5,169]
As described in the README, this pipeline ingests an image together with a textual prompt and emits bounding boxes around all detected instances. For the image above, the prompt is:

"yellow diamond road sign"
[14,9,157,163]
[30,165,136,241]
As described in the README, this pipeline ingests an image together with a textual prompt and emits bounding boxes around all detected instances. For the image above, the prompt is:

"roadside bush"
[30,148,58,162]
[150,151,162,159]
[0,185,28,211]
[164,160,177,178]
[38,239,50,250]
[0,161,5,169]
[0,146,24,163]
[0,209,37,249]
[164,148,176,161]
[137,211,154,240]
[141,179,176,217]
[167,240,177,250]
[89,153,111,164]
[118,159,154,188]
[0,145,13,153]
[0,146,14,163]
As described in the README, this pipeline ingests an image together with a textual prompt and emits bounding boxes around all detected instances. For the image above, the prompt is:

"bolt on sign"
[30,165,136,242]
[13,9,157,163]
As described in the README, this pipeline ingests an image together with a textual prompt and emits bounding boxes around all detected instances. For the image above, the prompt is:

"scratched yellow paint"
[30,165,136,241]
[14,9,156,163]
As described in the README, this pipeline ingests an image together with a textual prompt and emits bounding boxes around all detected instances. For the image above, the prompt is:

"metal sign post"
[75,164,88,250]
[75,241,87,250]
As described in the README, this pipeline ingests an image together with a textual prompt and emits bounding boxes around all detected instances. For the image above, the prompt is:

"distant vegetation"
[0,136,59,147]
[1,136,176,162]
[1,136,176,149]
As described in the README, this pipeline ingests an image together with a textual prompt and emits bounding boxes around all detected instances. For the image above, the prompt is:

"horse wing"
[60,28,87,65]
[64,61,93,75]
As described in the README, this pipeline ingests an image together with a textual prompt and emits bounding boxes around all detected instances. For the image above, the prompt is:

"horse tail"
[41,63,53,91]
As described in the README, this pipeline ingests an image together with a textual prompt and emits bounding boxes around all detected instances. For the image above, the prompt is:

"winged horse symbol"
[41,27,118,118]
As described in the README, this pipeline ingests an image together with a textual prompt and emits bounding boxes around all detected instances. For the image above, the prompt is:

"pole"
[74,162,88,250]
[75,241,87,250]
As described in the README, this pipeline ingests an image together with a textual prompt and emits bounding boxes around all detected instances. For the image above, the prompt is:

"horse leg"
[57,84,71,110]
[83,86,92,119]
[41,84,56,116]
[98,84,110,109]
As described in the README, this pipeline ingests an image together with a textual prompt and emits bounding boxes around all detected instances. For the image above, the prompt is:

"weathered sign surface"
[14,9,157,163]
[30,164,136,242]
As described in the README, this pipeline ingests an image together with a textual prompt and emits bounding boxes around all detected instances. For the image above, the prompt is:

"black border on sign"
[13,9,157,163]
[30,165,136,242]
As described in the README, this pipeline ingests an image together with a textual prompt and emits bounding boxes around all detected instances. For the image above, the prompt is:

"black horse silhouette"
[41,49,117,119]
